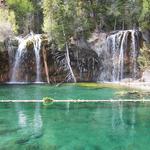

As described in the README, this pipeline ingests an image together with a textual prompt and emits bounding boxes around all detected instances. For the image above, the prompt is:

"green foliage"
[0,8,17,34]
[42,0,143,48]
[43,97,54,101]
[139,0,150,30]
[7,0,34,13]
[138,44,150,70]
[42,97,54,106]
[43,0,91,48]
[2,0,148,39]
[7,0,34,33]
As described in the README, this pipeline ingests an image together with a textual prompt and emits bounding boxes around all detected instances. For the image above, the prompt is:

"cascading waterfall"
[32,34,42,82]
[111,34,117,82]
[10,33,42,83]
[11,37,27,82]
[117,31,128,81]
[106,30,139,82]
[131,31,137,79]
[33,103,43,136]
[8,29,139,83]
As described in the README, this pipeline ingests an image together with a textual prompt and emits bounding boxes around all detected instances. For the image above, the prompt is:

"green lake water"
[0,84,118,100]
[0,102,150,150]
[0,84,150,150]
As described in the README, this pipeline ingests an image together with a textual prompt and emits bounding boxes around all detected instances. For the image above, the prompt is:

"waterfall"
[131,31,137,79]
[117,31,128,81]
[32,34,42,82]
[11,37,27,82]
[10,33,42,83]
[111,34,117,82]
[106,30,139,82]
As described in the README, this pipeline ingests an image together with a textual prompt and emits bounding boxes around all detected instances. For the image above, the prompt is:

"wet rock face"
[69,45,100,82]
[142,30,150,44]
[88,32,107,56]
[0,51,9,83]
[53,44,100,82]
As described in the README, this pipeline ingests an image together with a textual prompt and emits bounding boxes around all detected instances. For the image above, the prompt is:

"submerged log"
[0,99,149,103]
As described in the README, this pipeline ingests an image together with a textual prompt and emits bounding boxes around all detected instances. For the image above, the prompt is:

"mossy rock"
[75,82,126,90]
[42,97,54,106]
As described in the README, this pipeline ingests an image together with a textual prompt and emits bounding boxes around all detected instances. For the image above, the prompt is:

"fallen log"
[0,99,149,103]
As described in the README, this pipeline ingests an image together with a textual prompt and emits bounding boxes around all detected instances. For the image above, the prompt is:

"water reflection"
[111,102,125,130]
[33,86,43,136]
[33,103,43,136]
[118,102,124,127]
[14,103,27,128]
[131,103,135,129]
[18,110,27,128]
[66,102,70,113]
[0,102,150,149]
[13,86,43,137]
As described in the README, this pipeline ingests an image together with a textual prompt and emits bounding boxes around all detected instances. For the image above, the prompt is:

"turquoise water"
[0,84,117,100]
[0,84,149,149]
[0,102,150,150]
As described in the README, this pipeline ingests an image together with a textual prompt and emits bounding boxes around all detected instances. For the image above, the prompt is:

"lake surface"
[0,83,118,100]
[0,102,150,150]
[0,84,149,150]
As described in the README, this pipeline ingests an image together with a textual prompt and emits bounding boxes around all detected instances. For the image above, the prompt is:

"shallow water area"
[0,83,118,100]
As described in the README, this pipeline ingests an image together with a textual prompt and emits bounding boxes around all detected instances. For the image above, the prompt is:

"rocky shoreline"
[118,81,150,91]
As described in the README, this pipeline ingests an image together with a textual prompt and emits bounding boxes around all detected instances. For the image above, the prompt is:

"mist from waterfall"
[10,33,42,83]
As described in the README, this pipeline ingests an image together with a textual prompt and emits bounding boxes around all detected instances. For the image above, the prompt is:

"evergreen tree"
[139,0,150,30]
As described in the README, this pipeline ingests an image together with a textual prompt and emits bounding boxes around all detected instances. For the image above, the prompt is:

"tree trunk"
[42,45,50,83]
[89,0,98,29]
[114,17,117,31]
[122,20,125,30]
[65,42,77,83]
[62,23,76,83]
